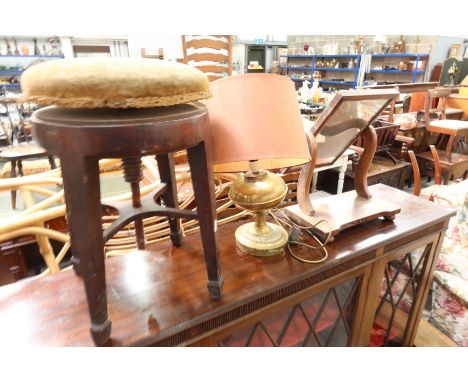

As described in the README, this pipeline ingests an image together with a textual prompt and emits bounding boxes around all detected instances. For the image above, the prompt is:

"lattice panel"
[219,278,360,347]
[371,243,432,346]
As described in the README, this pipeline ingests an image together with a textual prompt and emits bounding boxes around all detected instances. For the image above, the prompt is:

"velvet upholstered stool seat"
[23,58,223,346]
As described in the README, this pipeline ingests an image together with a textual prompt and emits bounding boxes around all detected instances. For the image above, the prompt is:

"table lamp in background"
[205,74,311,258]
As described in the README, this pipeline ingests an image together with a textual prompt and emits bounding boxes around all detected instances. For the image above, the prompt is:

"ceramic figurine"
[47,36,62,56]
[13,38,20,55]
[4,38,12,55]
[299,80,310,103]
[33,38,41,55]
[311,72,321,104]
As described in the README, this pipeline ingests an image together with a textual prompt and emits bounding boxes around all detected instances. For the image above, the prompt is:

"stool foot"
[207,275,224,300]
[169,227,183,247]
[71,256,82,275]
[90,319,112,346]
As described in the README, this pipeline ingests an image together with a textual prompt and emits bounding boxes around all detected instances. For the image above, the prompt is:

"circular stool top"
[21,58,211,108]
[31,104,209,158]
[429,119,468,135]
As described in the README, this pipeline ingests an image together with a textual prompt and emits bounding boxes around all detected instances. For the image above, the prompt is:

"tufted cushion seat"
[21,57,211,108]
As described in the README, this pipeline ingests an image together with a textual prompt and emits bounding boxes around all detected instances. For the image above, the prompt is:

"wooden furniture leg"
[121,157,145,250]
[337,158,348,194]
[10,160,17,209]
[187,142,223,299]
[155,153,183,246]
[48,155,57,169]
[60,156,111,346]
[312,172,318,193]
[297,131,317,215]
[17,160,23,176]
[354,126,377,199]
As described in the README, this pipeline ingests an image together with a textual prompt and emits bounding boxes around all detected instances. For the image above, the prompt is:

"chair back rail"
[182,35,232,81]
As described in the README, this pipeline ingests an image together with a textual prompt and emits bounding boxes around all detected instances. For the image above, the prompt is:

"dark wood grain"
[59,155,111,345]
[0,184,455,346]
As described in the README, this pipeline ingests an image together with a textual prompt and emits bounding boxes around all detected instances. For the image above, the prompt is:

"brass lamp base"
[228,163,289,258]
[235,220,288,258]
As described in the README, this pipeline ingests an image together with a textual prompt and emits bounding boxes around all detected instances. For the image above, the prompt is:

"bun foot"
[383,214,396,222]
[91,319,112,346]
[170,229,183,247]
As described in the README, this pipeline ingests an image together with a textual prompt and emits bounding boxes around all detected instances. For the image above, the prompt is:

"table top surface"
[0,143,46,159]
[0,184,455,346]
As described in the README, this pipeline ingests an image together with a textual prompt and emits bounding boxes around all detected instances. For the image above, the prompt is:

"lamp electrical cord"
[268,208,331,264]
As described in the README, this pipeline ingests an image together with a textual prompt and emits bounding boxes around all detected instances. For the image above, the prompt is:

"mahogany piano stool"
[29,104,223,346]
[0,184,455,346]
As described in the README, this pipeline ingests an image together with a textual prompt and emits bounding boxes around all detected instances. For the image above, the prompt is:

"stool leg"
[155,153,183,246]
[17,160,23,176]
[187,142,223,300]
[10,160,17,209]
[48,155,57,170]
[61,156,111,346]
[122,157,145,250]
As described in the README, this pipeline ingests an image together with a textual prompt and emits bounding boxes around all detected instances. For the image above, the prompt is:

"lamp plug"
[288,226,303,245]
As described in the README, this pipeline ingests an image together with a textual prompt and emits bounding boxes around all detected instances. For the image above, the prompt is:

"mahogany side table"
[0,184,456,346]
[31,104,223,345]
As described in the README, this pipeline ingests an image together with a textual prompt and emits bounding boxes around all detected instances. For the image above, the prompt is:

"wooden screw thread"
[122,156,145,249]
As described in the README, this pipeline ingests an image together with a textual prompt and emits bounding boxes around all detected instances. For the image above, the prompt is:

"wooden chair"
[0,172,69,276]
[0,158,159,279]
[181,35,232,82]
[350,123,414,174]
[408,145,444,201]
[416,88,468,184]
[141,48,164,60]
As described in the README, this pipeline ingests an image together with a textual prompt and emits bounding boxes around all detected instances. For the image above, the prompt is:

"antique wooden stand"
[31,104,223,346]
[287,126,401,240]
[285,89,402,241]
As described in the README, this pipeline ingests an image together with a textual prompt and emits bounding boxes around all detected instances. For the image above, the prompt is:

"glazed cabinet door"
[356,232,445,346]
[191,268,369,347]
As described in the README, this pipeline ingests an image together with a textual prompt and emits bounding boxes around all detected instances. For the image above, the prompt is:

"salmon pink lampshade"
[204,74,311,172]
[204,74,311,258]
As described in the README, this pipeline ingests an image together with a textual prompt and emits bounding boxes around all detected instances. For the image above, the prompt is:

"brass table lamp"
[205,74,311,257]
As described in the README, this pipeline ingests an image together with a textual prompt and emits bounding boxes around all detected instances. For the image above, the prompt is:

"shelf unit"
[281,53,430,88]
[0,55,64,59]
[281,54,361,88]
[370,53,429,83]
[0,54,64,92]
